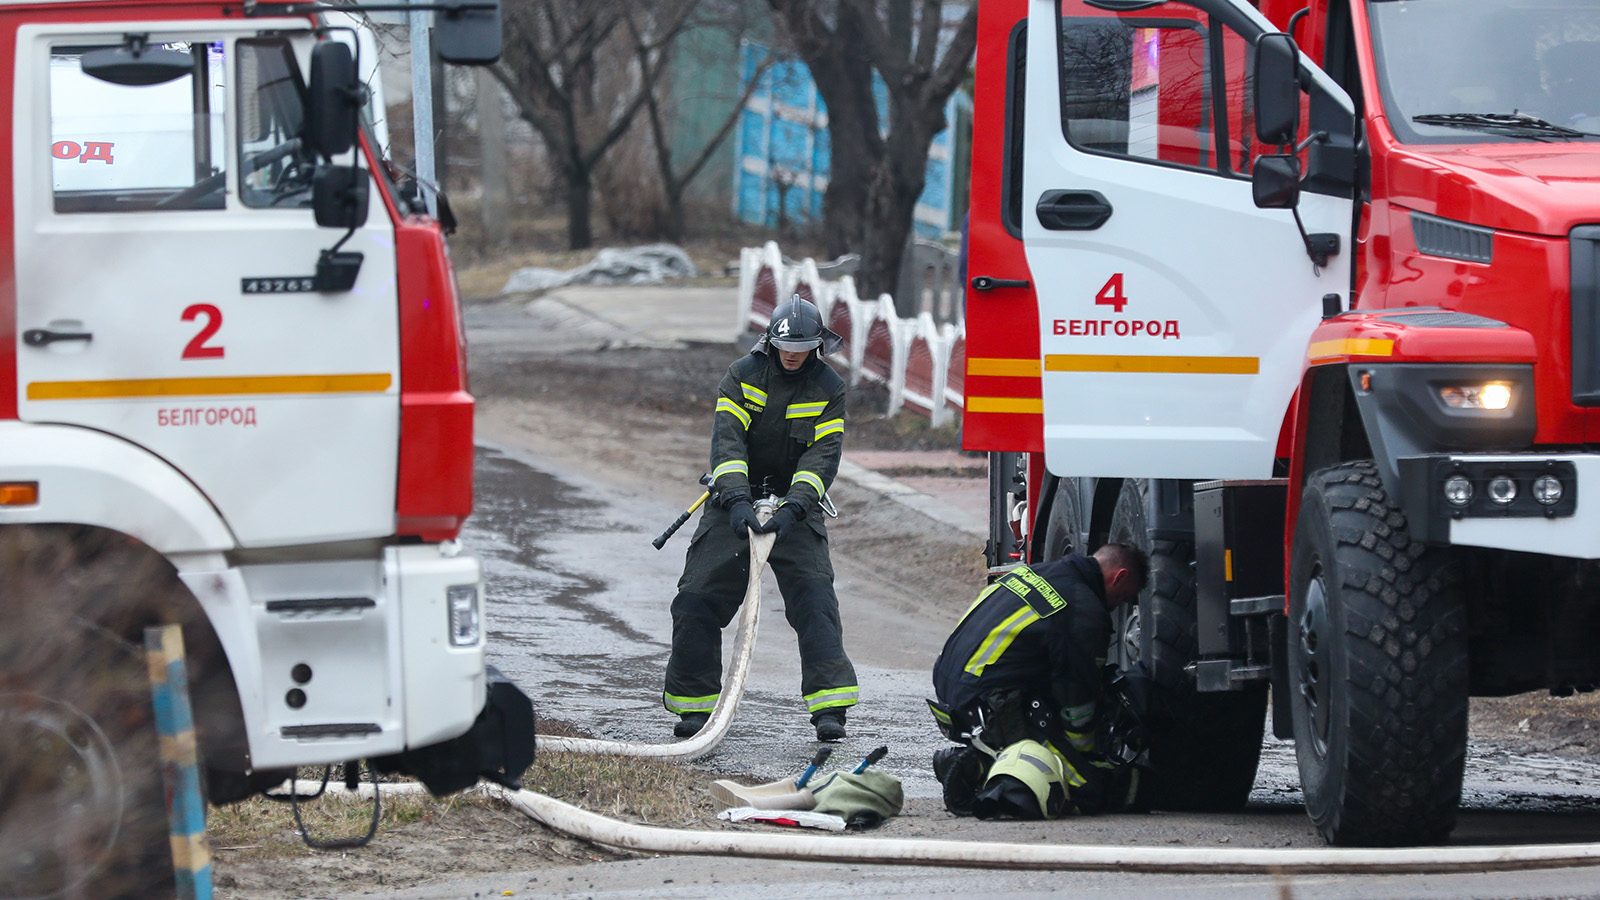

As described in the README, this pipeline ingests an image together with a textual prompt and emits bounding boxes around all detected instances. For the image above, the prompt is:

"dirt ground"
[212,286,1600,899]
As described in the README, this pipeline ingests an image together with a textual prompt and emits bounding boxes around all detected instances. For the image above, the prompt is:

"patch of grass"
[207,745,719,867]
[526,751,718,828]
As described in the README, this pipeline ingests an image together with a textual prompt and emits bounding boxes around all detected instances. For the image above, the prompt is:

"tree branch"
[841,0,904,82]
[912,0,942,75]
[925,1,978,104]
[680,49,777,188]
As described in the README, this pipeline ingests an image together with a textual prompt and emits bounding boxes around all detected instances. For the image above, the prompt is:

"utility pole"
[477,67,510,247]
[408,0,436,215]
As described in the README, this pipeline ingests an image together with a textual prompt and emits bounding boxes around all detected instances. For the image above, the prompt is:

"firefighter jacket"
[709,348,845,521]
[932,555,1112,754]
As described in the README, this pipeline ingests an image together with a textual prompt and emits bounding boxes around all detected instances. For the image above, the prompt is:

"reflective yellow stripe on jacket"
[716,397,750,428]
[792,470,825,497]
[712,460,748,480]
[786,401,828,418]
[964,606,1042,677]
[814,418,844,440]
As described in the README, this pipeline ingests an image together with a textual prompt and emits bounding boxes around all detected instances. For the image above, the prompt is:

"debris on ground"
[501,245,698,294]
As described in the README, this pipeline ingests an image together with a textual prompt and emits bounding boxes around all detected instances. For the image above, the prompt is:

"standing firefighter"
[929,544,1147,818]
[663,296,859,741]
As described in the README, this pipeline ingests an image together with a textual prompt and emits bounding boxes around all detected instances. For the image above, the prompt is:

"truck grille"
[1571,226,1600,405]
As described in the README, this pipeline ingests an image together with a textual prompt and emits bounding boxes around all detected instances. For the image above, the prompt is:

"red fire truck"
[965,0,1600,845]
[0,0,528,892]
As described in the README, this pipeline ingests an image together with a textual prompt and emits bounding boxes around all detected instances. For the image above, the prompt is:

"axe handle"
[652,491,710,550]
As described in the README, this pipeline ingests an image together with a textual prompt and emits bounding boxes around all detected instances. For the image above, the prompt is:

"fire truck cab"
[0,0,526,892]
[966,0,1600,845]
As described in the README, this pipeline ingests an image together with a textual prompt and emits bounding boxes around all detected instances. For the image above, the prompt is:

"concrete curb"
[836,458,986,538]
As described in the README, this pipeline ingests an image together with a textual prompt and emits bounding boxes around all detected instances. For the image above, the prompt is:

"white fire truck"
[0,0,527,893]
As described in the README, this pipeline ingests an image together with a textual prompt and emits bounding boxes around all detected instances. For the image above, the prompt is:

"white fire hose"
[305,780,1600,875]
[287,501,1600,874]
[535,502,778,759]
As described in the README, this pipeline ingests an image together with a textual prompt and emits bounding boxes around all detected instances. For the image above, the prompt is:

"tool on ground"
[653,474,713,549]
[852,745,889,774]
[796,746,833,789]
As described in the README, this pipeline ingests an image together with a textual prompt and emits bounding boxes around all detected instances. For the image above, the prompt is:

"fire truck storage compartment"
[1194,480,1285,696]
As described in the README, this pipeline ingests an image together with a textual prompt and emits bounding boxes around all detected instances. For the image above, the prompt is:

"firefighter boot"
[813,710,847,742]
[674,713,709,738]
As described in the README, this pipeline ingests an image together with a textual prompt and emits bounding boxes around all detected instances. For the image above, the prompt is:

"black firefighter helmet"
[758,294,844,356]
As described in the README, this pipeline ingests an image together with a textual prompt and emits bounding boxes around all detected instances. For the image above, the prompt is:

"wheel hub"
[1118,604,1142,667]
[1298,571,1332,758]
[0,692,126,900]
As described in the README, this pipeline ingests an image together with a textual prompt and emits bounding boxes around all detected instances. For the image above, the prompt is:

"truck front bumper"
[1397,453,1600,557]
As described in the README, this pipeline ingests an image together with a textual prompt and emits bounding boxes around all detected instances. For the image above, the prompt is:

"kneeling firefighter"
[927,543,1150,818]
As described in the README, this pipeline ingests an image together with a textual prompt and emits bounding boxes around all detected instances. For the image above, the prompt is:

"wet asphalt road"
[464,442,951,798]
[463,440,1600,829]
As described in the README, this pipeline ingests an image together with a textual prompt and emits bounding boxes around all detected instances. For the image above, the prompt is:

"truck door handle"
[23,328,92,346]
[970,276,1031,291]
[1036,190,1113,230]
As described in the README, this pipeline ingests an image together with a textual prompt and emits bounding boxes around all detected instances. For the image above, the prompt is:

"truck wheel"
[1041,478,1083,562]
[1109,479,1267,812]
[1290,461,1467,846]
[0,529,176,899]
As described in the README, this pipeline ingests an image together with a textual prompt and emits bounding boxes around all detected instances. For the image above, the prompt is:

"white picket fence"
[737,241,965,427]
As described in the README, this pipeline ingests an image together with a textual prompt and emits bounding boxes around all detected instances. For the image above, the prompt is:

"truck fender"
[0,422,235,552]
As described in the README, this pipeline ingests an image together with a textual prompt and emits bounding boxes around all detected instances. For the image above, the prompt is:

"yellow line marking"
[966,396,1044,414]
[1044,354,1259,374]
[27,373,393,401]
[1307,338,1395,360]
[968,357,1042,377]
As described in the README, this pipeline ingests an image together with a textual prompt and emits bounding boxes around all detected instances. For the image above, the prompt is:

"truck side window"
[238,38,314,209]
[1056,1,1255,179]
[1002,21,1027,236]
[50,42,226,213]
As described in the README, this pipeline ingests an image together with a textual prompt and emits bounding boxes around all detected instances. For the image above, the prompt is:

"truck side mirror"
[1253,32,1300,146]
[313,165,369,229]
[434,0,502,65]
[1252,153,1301,209]
[306,41,362,158]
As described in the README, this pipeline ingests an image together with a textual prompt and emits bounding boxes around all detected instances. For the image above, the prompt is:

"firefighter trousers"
[663,507,858,722]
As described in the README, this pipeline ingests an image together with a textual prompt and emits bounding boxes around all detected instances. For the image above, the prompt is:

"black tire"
[1041,478,1084,563]
[0,528,177,900]
[1290,461,1467,846]
[1109,479,1267,812]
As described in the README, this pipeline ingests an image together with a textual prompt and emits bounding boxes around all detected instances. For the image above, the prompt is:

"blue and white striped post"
[144,625,213,900]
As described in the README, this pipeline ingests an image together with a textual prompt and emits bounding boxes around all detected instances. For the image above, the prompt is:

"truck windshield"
[1370,0,1600,143]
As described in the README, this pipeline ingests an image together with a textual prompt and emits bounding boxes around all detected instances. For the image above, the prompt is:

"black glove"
[728,499,762,538]
[760,503,803,538]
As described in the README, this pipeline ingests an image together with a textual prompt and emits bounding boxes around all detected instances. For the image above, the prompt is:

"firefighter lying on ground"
[928,543,1149,818]
[662,295,860,742]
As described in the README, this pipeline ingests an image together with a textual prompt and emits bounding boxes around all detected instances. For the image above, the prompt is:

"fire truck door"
[13,26,400,547]
[1021,0,1352,479]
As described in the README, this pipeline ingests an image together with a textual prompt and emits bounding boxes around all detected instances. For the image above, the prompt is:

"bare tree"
[492,1,693,249]
[767,0,978,298]
[625,5,775,242]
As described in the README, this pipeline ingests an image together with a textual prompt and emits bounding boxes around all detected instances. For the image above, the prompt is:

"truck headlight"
[1487,474,1517,505]
[1439,382,1512,410]
[447,584,481,647]
[1443,474,1473,506]
[1533,474,1564,505]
